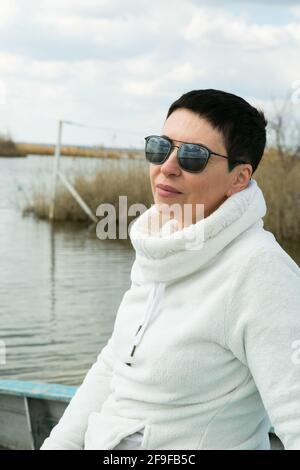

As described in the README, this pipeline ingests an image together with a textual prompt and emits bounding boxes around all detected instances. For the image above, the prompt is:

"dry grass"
[0,140,143,160]
[23,149,300,242]
[254,149,300,242]
[23,159,153,224]
[0,137,27,156]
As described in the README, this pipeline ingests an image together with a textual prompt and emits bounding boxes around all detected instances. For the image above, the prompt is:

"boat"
[0,380,284,450]
[0,380,77,450]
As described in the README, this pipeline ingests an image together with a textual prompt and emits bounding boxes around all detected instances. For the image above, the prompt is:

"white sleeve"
[40,334,115,450]
[225,248,300,450]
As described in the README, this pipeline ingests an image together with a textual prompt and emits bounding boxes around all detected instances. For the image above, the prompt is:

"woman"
[40,89,300,450]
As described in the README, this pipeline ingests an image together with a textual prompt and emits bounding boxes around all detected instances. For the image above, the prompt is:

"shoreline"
[0,142,143,159]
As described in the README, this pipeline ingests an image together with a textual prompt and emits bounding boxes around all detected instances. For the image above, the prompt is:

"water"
[0,155,136,385]
[0,155,299,385]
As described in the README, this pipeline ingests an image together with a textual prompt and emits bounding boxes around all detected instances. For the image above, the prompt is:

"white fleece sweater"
[40,179,300,450]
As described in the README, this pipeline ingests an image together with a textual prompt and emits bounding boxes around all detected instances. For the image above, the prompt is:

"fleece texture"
[40,179,300,450]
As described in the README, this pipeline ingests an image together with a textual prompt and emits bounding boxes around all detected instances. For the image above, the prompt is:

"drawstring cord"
[126,282,165,365]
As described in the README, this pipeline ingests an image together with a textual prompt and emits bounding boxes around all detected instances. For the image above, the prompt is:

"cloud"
[0,0,300,146]
[181,6,300,50]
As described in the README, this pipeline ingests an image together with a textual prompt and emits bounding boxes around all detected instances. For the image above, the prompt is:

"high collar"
[129,179,267,284]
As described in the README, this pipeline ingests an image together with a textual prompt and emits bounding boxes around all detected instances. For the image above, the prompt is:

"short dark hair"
[166,89,267,174]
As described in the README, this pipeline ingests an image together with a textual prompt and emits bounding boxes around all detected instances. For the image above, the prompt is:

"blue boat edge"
[0,379,78,403]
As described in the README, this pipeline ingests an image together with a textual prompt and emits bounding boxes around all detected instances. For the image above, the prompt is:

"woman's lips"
[156,185,183,198]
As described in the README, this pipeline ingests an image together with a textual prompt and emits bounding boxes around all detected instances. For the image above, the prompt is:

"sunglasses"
[144,135,248,173]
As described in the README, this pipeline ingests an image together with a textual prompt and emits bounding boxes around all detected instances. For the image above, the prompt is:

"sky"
[1,0,300,148]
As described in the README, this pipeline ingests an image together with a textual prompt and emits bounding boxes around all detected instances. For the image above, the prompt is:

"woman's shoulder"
[228,223,298,271]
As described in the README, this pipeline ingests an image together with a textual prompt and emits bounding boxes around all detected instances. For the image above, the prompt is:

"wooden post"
[49,120,63,220]
[48,119,98,224]
[58,170,98,223]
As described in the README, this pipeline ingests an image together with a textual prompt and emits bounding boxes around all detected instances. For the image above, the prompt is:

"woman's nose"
[160,147,181,176]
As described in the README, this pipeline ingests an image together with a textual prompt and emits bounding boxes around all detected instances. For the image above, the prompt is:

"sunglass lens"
[178,144,208,172]
[145,136,170,163]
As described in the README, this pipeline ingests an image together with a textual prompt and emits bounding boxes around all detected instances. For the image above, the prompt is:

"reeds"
[254,149,300,242]
[22,149,300,242]
[0,136,26,157]
[22,159,153,223]
[0,140,143,159]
